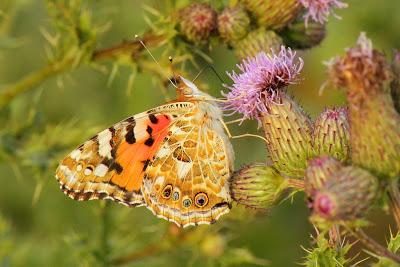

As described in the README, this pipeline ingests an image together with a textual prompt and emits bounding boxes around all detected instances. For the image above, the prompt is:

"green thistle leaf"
[302,234,351,267]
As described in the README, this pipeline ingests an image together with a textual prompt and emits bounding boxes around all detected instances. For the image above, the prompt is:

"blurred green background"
[0,0,400,266]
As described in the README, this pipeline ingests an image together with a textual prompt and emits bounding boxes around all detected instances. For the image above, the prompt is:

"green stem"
[388,178,400,230]
[99,202,111,267]
[348,227,400,263]
[0,32,165,109]
[111,227,194,266]
[0,57,73,108]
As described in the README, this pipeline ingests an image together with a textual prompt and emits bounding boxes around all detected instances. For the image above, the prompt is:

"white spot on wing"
[97,130,112,158]
[70,149,81,160]
[76,164,82,171]
[157,146,171,158]
[154,176,165,186]
[93,164,109,177]
[60,165,77,184]
[84,168,92,176]
[177,161,193,180]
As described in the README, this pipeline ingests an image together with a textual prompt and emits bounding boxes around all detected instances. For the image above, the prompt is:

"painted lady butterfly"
[55,76,234,227]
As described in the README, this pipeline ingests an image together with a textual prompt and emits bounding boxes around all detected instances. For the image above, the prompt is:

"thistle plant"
[2,0,400,266]
[223,32,400,264]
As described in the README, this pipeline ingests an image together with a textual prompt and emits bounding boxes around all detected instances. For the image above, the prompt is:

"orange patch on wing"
[111,114,172,192]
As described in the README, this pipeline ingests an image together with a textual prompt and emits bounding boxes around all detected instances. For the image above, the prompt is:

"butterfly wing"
[141,104,234,227]
[55,102,193,206]
[56,101,234,227]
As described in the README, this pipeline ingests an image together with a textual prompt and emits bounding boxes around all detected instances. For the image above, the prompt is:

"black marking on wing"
[149,114,159,124]
[125,125,136,144]
[101,158,123,174]
[146,125,153,134]
[144,137,154,146]
[142,159,151,171]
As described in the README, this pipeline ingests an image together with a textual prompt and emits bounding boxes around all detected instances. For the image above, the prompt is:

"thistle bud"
[327,33,400,179]
[243,0,301,30]
[230,164,288,209]
[313,166,379,221]
[234,28,282,60]
[178,3,217,45]
[391,50,400,113]
[217,6,250,44]
[261,93,315,178]
[281,15,326,49]
[305,156,343,198]
[313,107,350,162]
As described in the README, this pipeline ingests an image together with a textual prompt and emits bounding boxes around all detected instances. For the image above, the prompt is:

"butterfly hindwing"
[141,106,233,227]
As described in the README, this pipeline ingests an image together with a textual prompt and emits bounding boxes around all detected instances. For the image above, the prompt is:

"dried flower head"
[223,47,303,122]
[299,0,348,26]
[327,32,391,93]
[391,50,400,112]
[179,3,217,45]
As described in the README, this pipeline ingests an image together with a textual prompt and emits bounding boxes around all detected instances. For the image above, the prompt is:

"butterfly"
[55,76,234,227]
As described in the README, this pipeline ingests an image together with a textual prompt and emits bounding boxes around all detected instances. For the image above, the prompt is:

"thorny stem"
[91,32,166,61]
[387,178,400,230]
[0,32,165,109]
[0,56,73,108]
[348,227,400,263]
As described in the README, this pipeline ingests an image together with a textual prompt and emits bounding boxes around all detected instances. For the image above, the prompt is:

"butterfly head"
[177,76,212,101]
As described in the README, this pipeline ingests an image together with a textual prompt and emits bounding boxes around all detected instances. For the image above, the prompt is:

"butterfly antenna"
[168,56,178,87]
[193,65,225,84]
[134,34,178,88]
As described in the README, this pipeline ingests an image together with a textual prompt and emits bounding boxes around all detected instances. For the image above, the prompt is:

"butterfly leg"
[219,118,268,143]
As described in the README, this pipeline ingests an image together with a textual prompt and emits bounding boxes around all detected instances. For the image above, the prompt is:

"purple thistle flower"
[223,46,303,122]
[299,0,348,26]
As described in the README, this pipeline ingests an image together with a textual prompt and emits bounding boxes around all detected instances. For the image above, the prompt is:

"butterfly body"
[56,77,234,227]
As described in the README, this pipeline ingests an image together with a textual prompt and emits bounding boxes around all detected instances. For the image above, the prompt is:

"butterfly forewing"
[56,103,192,206]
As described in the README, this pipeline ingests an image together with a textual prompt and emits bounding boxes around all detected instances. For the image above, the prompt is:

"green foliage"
[302,233,351,267]
[0,214,13,266]
[46,0,100,64]
[372,232,400,267]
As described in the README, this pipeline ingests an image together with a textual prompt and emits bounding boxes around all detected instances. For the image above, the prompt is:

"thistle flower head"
[299,0,348,26]
[223,46,304,122]
[327,33,391,93]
